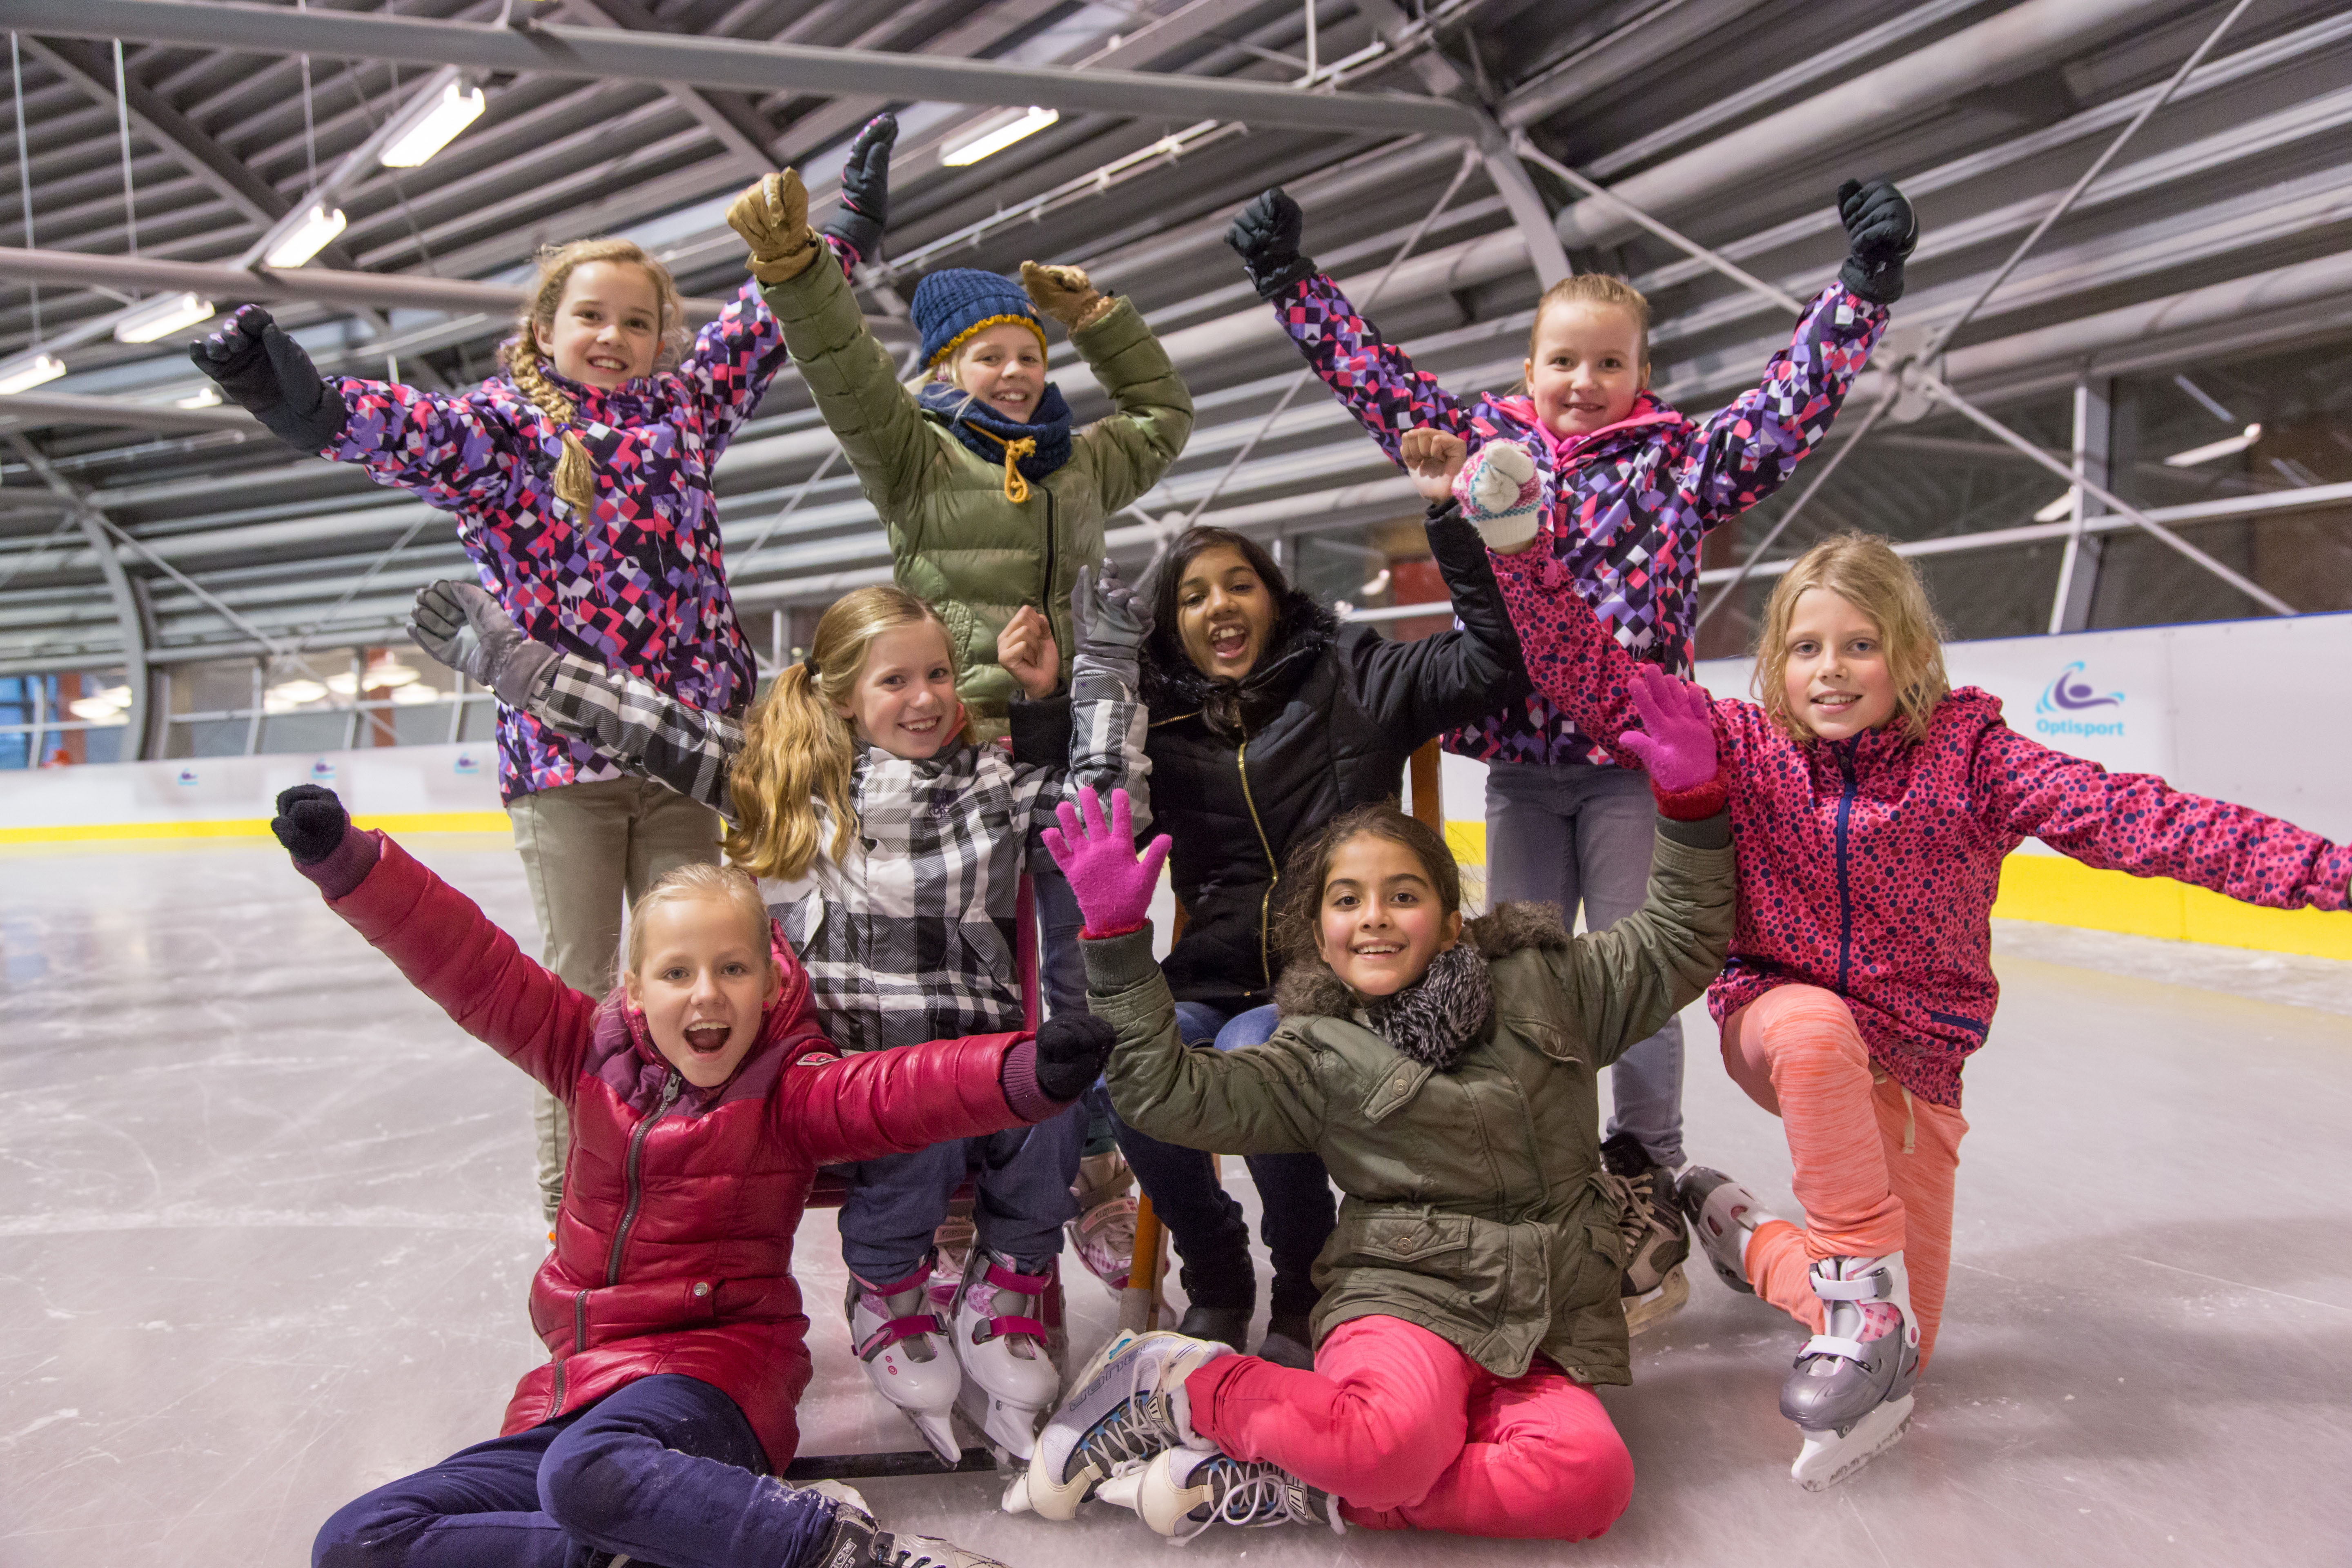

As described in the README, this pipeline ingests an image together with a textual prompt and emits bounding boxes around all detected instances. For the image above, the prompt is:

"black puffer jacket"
[1143,505,1530,1011]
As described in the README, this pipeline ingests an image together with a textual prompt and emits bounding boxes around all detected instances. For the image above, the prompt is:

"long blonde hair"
[725,586,966,881]
[1754,532,1951,743]
[499,238,688,516]
[622,862,773,977]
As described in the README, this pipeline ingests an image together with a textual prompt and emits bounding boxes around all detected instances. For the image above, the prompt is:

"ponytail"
[722,584,965,882]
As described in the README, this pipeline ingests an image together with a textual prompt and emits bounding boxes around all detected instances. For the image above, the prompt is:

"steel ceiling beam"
[0,387,258,432]
[557,0,778,169]
[0,0,1485,137]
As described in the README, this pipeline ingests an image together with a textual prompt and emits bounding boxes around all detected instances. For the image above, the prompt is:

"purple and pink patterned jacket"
[1490,549,2352,1105]
[1277,274,1888,765]
[324,277,810,801]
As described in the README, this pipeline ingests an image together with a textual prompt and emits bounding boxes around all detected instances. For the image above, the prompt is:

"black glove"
[821,113,897,264]
[408,581,558,707]
[1836,178,1917,306]
[272,784,350,865]
[188,304,350,452]
[1033,1013,1117,1102]
[1226,187,1318,302]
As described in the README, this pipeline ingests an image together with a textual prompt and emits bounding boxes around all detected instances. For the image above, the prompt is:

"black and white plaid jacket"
[532,651,1147,1053]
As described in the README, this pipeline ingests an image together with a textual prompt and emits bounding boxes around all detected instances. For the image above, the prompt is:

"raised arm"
[1022,262,1193,512]
[1011,560,1152,841]
[273,788,598,1093]
[666,280,790,459]
[407,581,739,816]
[1227,189,1472,462]
[1340,498,1532,743]
[1674,180,1910,527]
[1972,724,2352,911]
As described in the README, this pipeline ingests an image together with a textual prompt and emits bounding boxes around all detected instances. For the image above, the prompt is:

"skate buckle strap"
[1811,1273,1891,1303]
[1801,1332,1871,1364]
[856,1312,947,1360]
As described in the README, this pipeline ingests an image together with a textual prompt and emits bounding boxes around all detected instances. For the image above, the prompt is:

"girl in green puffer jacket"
[1004,656,1733,1543]
[723,122,1194,741]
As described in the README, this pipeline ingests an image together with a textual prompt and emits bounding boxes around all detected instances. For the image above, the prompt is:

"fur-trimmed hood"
[1274,900,1570,1067]
[1140,582,1339,734]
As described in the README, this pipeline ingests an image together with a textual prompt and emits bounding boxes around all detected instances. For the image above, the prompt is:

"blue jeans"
[837,1099,1087,1283]
[312,1374,833,1568]
[1107,1002,1336,1322]
[1485,759,1687,1166]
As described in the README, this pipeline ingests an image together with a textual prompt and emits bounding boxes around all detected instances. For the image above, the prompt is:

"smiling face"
[1175,543,1278,684]
[944,322,1047,423]
[1523,300,1647,439]
[1779,586,1902,742]
[834,620,962,759]
[622,894,782,1089]
[1312,831,1463,999]
[536,260,663,390]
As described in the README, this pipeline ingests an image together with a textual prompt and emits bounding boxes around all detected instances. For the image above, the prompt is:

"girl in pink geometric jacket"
[1458,458,2352,1489]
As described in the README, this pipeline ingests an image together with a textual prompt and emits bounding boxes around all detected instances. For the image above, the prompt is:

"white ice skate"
[949,1247,1064,1463]
[1676,1165,1784,1294]
[1784,1252,1922,1490]
[1099,1447,1345,1541]
[1000,1328,1231,1520]
[1066,1149,1142,1295]
[846,1263,963,1466]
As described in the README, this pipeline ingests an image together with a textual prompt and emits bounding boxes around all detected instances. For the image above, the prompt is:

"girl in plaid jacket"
[406,563,1151,1469]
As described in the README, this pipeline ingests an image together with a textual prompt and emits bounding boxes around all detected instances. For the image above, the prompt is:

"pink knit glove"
[1619,667,1726,819]
[1042,786,1172,938]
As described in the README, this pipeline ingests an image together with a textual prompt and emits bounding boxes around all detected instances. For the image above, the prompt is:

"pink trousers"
[1183,1314,1634,1540]
[1719,984,1970,1366]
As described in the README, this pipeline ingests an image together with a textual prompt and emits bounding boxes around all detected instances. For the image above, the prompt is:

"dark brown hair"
[1147,525,1291,671]
[1273,802,1463,964]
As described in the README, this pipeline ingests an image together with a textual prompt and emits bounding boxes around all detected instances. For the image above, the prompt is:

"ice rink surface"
[4,837,2349,1567]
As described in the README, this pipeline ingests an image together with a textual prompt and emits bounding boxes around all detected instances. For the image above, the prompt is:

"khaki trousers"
[509,777,722,1221]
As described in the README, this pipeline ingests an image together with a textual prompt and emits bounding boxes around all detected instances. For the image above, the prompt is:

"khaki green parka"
[760,257,1193,731]
[1083,814,1735,1385]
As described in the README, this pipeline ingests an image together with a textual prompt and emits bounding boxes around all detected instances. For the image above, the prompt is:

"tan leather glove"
[726,170,822,285]
[1022,261,1112,333]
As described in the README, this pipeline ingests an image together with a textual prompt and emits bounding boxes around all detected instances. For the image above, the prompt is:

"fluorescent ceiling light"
[0,352,66,394]
[114,292,217,344]
[327,670,361,697]
[264,203,347,268]
[67,696,129,723]
[941,107,1060,167]
[391,682,443,706]
[381,82,486,169]
[97,685,132,706]
[365,658,420,688]
[1359,568,1392,598]
[2164,423,2261,468]
[175,385,223,410]
[2033,491,2076,523]
[267,678,327,705]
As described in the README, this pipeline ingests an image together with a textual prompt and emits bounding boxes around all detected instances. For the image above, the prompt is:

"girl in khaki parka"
[1006,628,1733,1543]
[724,118,1194,739]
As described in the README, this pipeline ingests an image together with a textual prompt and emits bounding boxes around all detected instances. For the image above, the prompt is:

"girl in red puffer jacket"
[1461,451,2352,1490]
[271,784,1106,1568]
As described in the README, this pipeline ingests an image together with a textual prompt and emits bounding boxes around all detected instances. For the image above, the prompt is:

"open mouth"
[586,352,632,376]
[898,713,941,737]
[684,1022,731,1056]
[1207,624,1250,662]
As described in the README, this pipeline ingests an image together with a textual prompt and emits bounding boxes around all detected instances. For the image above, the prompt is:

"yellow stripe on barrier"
[1448,819,2347,962]
[0,812,511,844]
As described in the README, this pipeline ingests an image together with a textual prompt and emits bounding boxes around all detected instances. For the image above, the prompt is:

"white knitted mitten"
[1452,441,1545,552]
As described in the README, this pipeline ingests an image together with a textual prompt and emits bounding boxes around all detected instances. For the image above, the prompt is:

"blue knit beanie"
[912,268,1049,369]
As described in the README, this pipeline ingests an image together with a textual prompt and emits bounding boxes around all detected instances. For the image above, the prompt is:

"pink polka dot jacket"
[324,278,801,802]
[1274,273,1886,766]
[1490,548,2352,1107]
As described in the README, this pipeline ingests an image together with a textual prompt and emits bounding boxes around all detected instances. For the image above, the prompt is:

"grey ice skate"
[1783,1252,1922,1490]
[1675,1165,1783,1295]
[1099,1446,1345,1541]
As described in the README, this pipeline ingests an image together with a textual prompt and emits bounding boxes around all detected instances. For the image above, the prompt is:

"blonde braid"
[505,333,598,516]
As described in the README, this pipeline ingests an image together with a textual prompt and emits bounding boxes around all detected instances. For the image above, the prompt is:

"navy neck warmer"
[918,380,1074,492]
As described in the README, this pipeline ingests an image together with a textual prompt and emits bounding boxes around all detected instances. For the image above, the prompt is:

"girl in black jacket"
[1120,499,1527,1363]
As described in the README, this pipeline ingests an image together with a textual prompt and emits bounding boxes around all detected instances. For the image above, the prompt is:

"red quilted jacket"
[312,831,1046,1468]
[1492,552,2352,1107]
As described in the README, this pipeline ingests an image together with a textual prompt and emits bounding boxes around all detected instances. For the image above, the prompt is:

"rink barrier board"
[0,812,510,844]
[1443,819,2351,964]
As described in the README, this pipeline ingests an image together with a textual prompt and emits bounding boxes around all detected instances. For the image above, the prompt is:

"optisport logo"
[2034,660,2123,739]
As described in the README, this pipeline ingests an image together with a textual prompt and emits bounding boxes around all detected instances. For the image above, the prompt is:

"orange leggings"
[1719,984,1969,1368]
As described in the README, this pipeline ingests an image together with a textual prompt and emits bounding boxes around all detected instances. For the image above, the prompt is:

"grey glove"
[407,580,558,707]
[1071,552,1161,653]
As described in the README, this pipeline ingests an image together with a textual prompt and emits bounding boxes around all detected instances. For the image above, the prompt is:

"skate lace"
[1598,1169,1651,1253]
[1171,1457,1334,1545]
[1074,1356,1178,1472]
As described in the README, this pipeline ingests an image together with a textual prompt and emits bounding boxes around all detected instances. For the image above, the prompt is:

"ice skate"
[1601,1133,1693,1334]
[1001,1329,1231,1520]
[1066,1150,1140,1294]
[949,1247,1064,1463]
[802,1473,1009,1568]
[1783,1252,1922,1490]
[845,1263,963,1466]
[1676,1165,1784,1295]
[1100,1447,1345,1541]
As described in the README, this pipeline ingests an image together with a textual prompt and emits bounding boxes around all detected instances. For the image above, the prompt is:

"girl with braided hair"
[188,117,902,1223]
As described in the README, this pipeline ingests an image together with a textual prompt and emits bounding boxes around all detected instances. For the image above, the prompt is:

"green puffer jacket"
[1083,814,1735,1385]
[762,258,1193,731]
